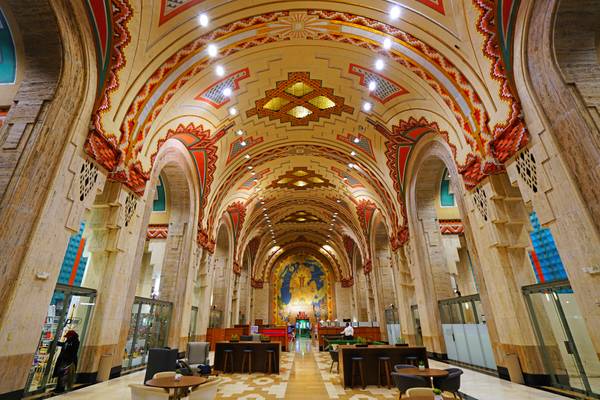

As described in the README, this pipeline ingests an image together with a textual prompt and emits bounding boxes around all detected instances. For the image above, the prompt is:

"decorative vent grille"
[473,186,488,222]
[516,149,538,193]
[124,192,138,227]
[79,160,98,202]
[195,68,250,108]
[348,64,408,103]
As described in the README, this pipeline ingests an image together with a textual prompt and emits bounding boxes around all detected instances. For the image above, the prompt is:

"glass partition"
[25,284,96,395]
[523,280,600,397]
[438,294,496,370]
[122,297,172,370]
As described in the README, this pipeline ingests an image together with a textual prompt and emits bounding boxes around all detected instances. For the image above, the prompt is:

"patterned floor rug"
[215,351,295,399]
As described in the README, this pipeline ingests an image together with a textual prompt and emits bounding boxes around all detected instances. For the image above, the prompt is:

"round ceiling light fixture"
[383,37,392,50]
[207,44,218,58]
[390,5,402,20]
[215,65,225,76]
[198,13,209,27]
[222,87,232,97]
[228,106,237,116]
[375,58,385,71]
[368,81,377,91]
[362,101,372,112]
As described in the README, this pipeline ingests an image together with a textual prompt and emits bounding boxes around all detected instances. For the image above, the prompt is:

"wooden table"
[401,367,449,387]
[338,345,428,387]
[214,341,281,373]
[146,375,207,399]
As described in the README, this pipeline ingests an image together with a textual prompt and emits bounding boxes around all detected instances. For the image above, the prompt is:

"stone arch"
[404,134,492,357]
[210,217,234,328]
[146,139,198,350]
[0,2,103,395]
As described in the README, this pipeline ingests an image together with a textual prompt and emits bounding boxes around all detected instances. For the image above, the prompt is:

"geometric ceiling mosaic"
[267,166,333,190]
[280,211,324,224]
[159,0,205,24]
[239,168,270,190]
[348,64,408,104]
[246,71,354,126]
[331,166,363,188]
[195,68,250,108]
[227,135,263,163]
[337,133,375,159]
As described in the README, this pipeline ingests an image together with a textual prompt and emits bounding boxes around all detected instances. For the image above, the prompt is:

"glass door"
[523,280,600,397]
[189,306,198,340]
[122,297,172,371]
[410,305,423,346]
[25,284,96,395]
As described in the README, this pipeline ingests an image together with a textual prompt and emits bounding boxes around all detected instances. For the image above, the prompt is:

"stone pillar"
[195,252,213,340]
[0,154,105,396]
[465,174,547,383]
[77,181,147,379]
[335,282,352,321]
[391,250,416,345]
[253,284,270,323]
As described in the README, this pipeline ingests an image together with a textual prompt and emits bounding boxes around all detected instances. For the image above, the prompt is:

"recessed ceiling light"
[353,137,360,143]
[236,129,244,136]
[348,163,355,169]
[247,165,253,170]
[223,87,232,97]
[351,151,357,156]
[390,5,401,20]
[207,44,218,57]
[245,154,251,159]
[240,140,247,146]
[375,58,385,71]
[362,101,372,112]
[263,208,267,211]
[368,81,377,91]
[383,37,392,50]
[229,106,237,116]
[198,13,209,27]
[251,171,255,175]
[215,65,224,76]
[336,199,341,203]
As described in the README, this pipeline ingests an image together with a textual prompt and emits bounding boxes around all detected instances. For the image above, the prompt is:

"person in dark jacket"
[53,330,79,393]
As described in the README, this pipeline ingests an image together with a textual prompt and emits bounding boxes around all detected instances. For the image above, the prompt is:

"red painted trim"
[530,250,545,283]
[68,238,86,286]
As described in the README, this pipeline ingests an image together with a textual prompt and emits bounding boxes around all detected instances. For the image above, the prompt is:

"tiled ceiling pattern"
[280,211,324,224]
[246,72,354,126]
[267,166,334,190]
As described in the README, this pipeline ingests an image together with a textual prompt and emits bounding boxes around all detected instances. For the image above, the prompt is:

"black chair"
[391,372,429,398]
[222,349,234,373]
[351,356,366,389]
[394,364,415,371]
[241,349,254,373]
[433,368,464,399]
[265,349,277,374]
[377,356,392,388]
[144,347,178,383]
[328,350,339,373]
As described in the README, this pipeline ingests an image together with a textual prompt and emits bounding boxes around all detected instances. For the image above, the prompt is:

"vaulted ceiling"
[84,0,525,285]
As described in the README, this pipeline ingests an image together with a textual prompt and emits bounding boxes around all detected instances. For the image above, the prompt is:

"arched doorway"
[210,222,233,328]
[406,139,495,368]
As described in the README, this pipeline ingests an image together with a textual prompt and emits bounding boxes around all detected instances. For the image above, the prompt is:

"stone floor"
[50,340,573,399]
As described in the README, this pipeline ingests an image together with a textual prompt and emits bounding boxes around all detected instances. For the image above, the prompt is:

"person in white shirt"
[341,323,354,340]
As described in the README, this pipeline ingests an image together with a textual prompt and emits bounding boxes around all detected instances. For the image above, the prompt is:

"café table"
[401,367,449,387]
[145,375,207,400]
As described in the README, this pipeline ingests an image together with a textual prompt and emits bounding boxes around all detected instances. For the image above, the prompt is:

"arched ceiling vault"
[84,0,527,281]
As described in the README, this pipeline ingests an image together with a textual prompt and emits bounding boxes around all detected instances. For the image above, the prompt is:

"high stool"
[405,356,419,367]
[241,349,254,373]
[377,356,392,388]
[223,349,234,373]
[350,356,366,389]
[265,349,276,374]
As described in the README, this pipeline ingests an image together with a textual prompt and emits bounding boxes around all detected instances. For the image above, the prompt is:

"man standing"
[341,322,354,340]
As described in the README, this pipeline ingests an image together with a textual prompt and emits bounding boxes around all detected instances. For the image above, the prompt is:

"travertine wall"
[335,283,352,321]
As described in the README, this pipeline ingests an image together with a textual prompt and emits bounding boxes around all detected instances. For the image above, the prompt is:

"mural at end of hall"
[272,255,334,325]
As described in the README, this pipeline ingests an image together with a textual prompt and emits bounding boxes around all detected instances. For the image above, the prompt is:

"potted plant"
[229,334,240,343]
[260,334,271,343]
[395,337,407,347]
[355,336,368,347]
[433,388,443,400]
[418,360,425,371]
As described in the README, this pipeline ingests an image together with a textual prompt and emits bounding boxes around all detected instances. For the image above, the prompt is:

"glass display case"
[122,296,172,370]
[25,284,96,395]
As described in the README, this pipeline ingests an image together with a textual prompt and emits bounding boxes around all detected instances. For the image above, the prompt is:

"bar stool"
[405,356,419,366]
[351,356,366,389]
[377,356,392,388]
[265,349,276,374]
[241,349,254,373]
[223,349,234,373]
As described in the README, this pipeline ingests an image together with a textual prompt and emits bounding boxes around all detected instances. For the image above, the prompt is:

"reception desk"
[338,345,428,387]
[317,326,381,350]
[213,341,281,374]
